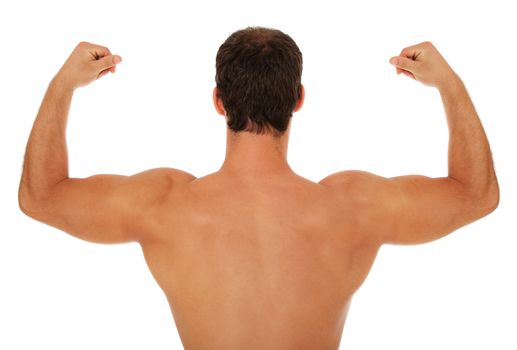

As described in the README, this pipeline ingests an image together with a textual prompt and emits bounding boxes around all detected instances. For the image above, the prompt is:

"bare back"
[139,171,380,350]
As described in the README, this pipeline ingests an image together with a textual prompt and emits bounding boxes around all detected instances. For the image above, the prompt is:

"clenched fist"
[54,41,122,90]
[389,41,458,90]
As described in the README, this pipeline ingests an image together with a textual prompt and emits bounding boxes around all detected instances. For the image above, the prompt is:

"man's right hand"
[389,41,458,89]
[55,41,122,91]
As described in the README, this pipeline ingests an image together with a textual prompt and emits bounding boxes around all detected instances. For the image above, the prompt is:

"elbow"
[18,198,28,215]
[18,186,31,216]
[486,180,500,213]
[18,187,45,219]
[454,176,499,219]
[19,200,40,218]
[473,180,500,217]
[18,193,36,218]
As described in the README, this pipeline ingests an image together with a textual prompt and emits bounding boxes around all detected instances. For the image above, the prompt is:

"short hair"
[215,27,303,136]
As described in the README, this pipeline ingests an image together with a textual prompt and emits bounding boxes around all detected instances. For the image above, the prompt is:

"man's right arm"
[320,42,499,245]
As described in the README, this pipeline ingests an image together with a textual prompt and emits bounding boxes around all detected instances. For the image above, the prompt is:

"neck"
[219,125,294,177]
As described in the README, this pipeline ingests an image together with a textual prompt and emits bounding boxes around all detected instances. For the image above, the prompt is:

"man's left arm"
[18,42,195,244]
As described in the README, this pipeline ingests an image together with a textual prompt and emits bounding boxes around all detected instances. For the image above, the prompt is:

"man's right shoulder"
[318,170,389,215]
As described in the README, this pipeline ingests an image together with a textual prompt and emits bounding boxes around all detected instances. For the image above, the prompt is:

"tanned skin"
[19,41,499,349]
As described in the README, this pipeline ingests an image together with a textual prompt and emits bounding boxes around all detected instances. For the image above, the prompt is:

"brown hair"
[215,27,303,136]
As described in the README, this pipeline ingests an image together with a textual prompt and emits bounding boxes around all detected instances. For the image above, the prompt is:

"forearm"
[19,77,73,207]
[440,76,499,200]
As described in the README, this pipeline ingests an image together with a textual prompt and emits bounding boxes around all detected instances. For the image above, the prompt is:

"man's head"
[214,27,304,137]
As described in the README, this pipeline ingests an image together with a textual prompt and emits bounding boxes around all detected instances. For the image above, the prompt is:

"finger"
[92,45,111,59]
[80,42,112,60]
[400,69,415,79]
[95,54,122,71]
[389,56,418,73]
[97,69,110,79]
[400,43,427,61]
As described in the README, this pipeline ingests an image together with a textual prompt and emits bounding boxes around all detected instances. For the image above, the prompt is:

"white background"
[1,1,516,349]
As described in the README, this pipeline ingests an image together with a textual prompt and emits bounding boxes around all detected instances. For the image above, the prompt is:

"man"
[19,27,499,349]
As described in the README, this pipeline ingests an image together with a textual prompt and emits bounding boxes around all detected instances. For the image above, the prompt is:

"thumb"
[389,56,417,73]
[96,54,122,71]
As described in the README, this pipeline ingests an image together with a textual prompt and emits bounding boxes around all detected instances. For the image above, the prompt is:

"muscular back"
[22,163,496,349]
[139,171,379,349]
